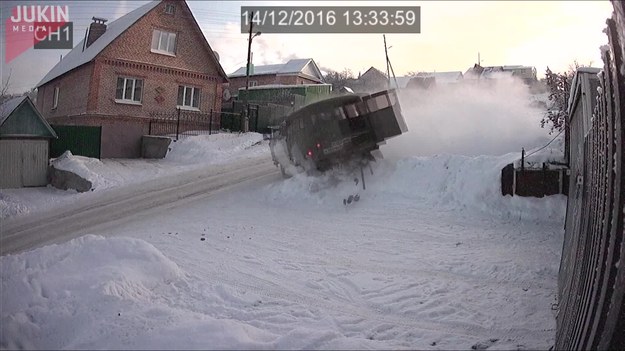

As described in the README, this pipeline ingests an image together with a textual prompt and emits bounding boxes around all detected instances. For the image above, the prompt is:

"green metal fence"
[50,125,102,159]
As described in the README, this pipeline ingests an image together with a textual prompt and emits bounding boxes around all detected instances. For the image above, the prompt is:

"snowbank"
[165,132,265,164]
[263,151,566,224]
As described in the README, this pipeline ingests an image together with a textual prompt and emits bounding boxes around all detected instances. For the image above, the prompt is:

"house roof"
[0,96,58,138]
[360,67,387,80]
[37,0,228,87]
[37,1,161,87]
[229,58,324,82]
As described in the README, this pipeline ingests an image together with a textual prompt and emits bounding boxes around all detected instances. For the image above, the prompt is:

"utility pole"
[383,35,399,89]
[243,11,255,133]
[384,34,391,86]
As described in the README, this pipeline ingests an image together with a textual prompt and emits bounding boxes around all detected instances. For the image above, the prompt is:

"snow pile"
[263,151,566,223]
[382,75,552,158]
[379,153,566,222]
[50,150,106,189]
[0,235,274,350]
[0,235,383,350]
[165,133,265,164]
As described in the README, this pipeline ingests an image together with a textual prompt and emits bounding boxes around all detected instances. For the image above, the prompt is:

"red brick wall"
[37,63,93,119]
[39,0,226,120]
[47,114,149,158]
[35,0,228,158]
[227,74,321,97]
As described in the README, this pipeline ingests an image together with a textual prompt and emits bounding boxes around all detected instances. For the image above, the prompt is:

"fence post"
[254,106,259,132]
[176,107,181,140]
[209,109,213,135]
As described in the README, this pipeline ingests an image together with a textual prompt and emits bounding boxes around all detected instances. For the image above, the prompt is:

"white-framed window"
[151,29,176,55]
[177,85,200,109]
[164,3,175,15]
[52,86,59,109]
[115,77,143,103]
[249,81,258,87]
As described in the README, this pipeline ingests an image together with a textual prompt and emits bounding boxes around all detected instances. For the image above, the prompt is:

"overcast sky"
[0,0,615,94]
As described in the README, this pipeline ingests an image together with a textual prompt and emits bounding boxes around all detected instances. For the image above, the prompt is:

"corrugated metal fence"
[556,1,625,349]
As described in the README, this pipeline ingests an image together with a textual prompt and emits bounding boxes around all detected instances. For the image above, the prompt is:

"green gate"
[50,125,102,159]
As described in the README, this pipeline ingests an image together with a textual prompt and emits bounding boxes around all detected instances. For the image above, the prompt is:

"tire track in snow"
[0,156,277,255]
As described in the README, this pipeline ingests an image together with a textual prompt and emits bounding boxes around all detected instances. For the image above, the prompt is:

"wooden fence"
[556,1,625,348]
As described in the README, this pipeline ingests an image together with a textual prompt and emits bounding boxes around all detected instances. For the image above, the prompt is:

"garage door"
[0,139,49,188]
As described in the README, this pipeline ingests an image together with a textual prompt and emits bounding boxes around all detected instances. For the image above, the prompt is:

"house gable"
[0,97,57,138]
[100,0,227,81]
[36,0,227,88]
[37,1,161,88]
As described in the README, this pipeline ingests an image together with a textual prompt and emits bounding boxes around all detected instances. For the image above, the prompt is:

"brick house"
[226,58,325,99]
[36,0,228,158]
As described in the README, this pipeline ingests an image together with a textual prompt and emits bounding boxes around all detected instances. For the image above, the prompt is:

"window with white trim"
[115,77,143,103]
[52,86,59,109]
[164,4,175,15]
[249,81,258,87]
[151,29,176,55]
[177,85,200,109]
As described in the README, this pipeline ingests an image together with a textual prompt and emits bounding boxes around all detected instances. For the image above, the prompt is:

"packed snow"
[1,79,567,349]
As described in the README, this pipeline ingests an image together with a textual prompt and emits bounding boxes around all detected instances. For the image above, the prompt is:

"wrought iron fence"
[148,109,243,139]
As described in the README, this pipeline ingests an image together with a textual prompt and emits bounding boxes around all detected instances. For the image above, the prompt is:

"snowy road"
[2,155,565,350]
[0,155,277,255]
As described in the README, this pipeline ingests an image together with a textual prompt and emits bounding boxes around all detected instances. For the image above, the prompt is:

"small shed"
[0,96,58,189]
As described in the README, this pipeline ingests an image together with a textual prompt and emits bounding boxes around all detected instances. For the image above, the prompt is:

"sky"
[0,0,615,94]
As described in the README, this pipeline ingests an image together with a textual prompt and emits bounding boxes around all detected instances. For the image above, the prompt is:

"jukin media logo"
[5,4,74,63]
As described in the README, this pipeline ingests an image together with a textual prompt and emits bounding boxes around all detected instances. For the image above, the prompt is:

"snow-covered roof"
[415,71,464,83]
[0,96,27,125]
[229,58,324,82]
[37,1,161,87]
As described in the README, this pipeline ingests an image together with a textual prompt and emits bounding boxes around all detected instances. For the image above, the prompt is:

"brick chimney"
[86,17,108,48]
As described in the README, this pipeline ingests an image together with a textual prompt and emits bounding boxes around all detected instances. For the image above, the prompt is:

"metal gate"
[556,1,625,348]
[50,125,101,159]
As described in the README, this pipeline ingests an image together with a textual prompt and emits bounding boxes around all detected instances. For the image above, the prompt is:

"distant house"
[502,65,538,84]
[227,58,325,100]
[464,64,536,84]
[390,71,464,89]
[36,0,228,158]
[351,67,389,92]
[0,96,58,189]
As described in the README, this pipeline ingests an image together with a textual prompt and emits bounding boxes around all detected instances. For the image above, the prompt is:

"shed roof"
[0,96,58,138]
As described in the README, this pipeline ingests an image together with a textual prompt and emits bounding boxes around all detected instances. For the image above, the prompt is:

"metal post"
[209,109,213,135]
[254,106,259,132]
[244,11,254,133]
[176,107,181,140]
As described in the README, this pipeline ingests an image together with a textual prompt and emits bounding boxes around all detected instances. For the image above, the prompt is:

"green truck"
[269,89,408,177]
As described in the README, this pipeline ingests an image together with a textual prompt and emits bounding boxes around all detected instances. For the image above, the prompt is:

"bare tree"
[540,61,586,134]
[323,68,355,91]
[1,69,12,101]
